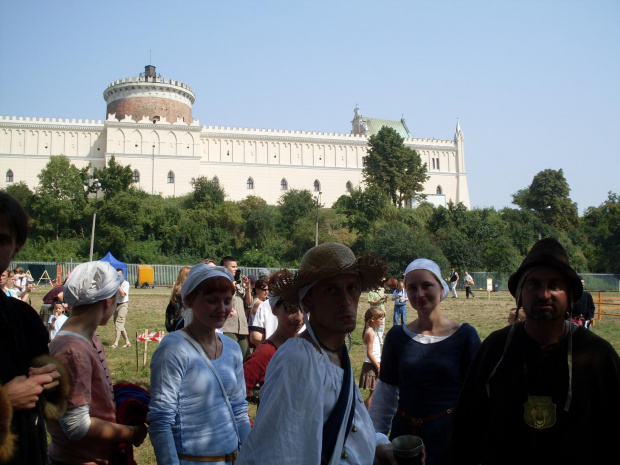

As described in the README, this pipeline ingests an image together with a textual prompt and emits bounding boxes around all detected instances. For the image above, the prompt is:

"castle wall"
[0,115,469,208]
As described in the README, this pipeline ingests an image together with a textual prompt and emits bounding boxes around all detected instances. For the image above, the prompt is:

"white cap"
[404,258,450,301]
[64,261,122,307]
[181,264,234,302]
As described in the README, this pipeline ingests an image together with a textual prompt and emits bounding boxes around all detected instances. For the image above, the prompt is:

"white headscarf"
[64,261,122,307]
[181,264,234,303]
[404,258,450,301]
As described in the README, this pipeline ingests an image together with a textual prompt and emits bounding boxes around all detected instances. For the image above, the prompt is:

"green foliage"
[512,168,578,231]
[31,155,90,240]
[277,189,316,237]
[188,176,226,209]
[4,182,34,214]
[363,126,429,207]
[334,186,390,233]
[581,192,620,274]
[92,155,135,199]
[243,206,280,248]
[370,221,448,278]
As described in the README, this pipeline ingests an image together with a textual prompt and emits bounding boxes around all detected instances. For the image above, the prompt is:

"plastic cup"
[392,435,423,465]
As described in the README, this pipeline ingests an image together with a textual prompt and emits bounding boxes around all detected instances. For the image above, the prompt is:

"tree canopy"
[363,126,429,207]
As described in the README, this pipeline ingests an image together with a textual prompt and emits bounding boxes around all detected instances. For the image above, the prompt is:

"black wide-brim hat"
[508,238,583,301]
[271,242,387,306]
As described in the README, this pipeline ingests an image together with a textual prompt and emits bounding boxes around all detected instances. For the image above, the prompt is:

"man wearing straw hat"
[442,238,620,464]
[238,243,397,465]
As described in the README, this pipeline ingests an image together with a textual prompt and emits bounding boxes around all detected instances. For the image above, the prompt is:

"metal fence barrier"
[8,261,619,291]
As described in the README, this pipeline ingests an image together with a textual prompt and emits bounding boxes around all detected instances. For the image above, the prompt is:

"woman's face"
[186,289,233,331]
[405,269,442,313]
[255,284,269,301]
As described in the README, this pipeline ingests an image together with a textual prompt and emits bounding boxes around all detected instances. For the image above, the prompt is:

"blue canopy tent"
[100,252,127,279]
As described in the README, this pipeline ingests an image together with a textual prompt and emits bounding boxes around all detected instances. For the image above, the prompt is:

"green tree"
[92,155,135,198]
[363,126,429,207]
[277,189,316,237]
[187,176,226,209]
[4,182,34,214]
[31,155,90,240]
[512,168,578,231]
[333,186,390,233]
[581,192,620,273]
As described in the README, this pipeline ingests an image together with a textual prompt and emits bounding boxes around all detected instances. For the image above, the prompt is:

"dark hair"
[0,191,29,249]
[116,268,123,273]
[254,278,268,291]
[220,256,236,267]
[186,275,235,301]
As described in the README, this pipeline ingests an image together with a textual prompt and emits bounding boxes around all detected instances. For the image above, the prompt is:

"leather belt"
[396,407,454,435]
[178,451,238,463]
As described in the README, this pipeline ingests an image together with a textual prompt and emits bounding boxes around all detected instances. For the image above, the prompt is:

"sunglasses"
[257,287,269,292]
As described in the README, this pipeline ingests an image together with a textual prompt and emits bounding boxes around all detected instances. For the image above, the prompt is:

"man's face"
[224,261,238,275]
[0,222,18,273]
[117,270,124,277]
[520,267,568,322]
[302,273,361,336]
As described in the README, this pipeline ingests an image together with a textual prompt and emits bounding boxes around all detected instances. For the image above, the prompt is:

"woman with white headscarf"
[47,261,148,464]
[369,259,481,465]
[148,264,250,465]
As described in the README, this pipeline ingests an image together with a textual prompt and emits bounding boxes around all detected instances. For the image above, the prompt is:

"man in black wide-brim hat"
[442,237,620,465]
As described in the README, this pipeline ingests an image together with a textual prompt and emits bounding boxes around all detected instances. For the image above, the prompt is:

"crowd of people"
[2,189,619,465]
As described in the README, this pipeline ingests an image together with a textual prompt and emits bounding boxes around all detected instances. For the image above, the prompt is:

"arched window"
[346,181,352,192]
[133,169,140,183]
[212,177,219,186]
[436,185,443,195]
[247,177,254,189]
[6,169,14,183]
[313,180,320,192]
[167,171,175,184]
[280,178,288,191]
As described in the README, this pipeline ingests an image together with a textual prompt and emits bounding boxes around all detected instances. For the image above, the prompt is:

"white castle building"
[0,65,470,208]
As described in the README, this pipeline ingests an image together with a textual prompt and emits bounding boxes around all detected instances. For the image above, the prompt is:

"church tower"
[103,65,196,123]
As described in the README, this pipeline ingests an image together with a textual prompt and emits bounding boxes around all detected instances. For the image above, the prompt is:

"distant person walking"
[449,268,459,298]
[572,276,595,329]
[463,271,475,299]
[111,268,131,348]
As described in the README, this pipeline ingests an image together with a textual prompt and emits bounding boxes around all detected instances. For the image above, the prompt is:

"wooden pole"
[143,328,148,367]
[135,331,139,372]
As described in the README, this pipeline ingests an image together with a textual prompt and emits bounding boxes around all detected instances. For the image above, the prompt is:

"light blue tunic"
[148,330,251,465]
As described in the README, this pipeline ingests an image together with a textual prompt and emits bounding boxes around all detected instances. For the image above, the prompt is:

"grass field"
[30,286,620,464]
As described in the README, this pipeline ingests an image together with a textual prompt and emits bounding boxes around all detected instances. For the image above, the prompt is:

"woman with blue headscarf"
[369,259,481,465]
[148,264,250,465]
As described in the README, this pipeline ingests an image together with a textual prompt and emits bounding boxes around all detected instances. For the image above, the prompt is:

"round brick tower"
[103,65,196,123]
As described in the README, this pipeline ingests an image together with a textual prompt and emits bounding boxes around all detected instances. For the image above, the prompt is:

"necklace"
[186,327,219,359]
[316,337,344,353]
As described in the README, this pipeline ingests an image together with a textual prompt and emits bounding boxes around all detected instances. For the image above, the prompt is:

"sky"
[1,0,618,215]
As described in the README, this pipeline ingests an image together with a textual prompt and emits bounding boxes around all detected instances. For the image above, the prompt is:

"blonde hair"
[170,266,191,305]
[362,306,385,336]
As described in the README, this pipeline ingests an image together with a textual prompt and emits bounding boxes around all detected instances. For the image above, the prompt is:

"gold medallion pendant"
[523,396,556,430]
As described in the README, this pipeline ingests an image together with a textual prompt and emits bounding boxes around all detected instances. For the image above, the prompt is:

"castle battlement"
[106,76,193,93]
[200,125,367,139]
[0,115,103,126]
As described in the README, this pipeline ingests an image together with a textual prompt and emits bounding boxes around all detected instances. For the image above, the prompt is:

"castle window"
[133,170,140,183]
[432,158,436,169]
[167,171,175,184]
[346,181,352,192]
[153,116,160,123]
[280,179,288,191]
[6,169,14,183]
[313,180,320,192]
[436,158,440,170]
[247,178,254,189]
[436,185,443,195]
[212,176,219,186]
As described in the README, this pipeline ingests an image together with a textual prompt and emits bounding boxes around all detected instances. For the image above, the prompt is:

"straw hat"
[508,237,582,301]
[270,242,386,305]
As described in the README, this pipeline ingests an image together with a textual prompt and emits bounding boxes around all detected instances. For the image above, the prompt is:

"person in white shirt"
[110,268,131,348]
